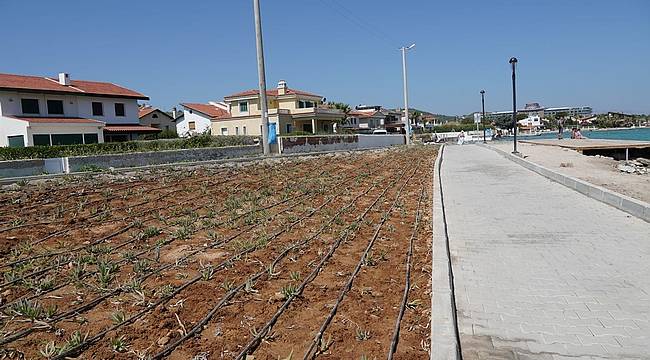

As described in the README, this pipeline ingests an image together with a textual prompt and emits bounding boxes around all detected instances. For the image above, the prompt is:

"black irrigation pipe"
[1,159,369,348]
[0,190,312,348]
[387,182,426,360]
[233,166,408,359]
[0,173,314,309]
[1,164,288,267]
[303,161,421,360]
[48,186,347,360]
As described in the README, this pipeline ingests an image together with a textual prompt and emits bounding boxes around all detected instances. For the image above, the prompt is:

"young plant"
[355,327,371,341]
[289,271,301,282]
[39,341,59,359]
[220,279,236,292]
[111,311,126,325]
[110,335,128,352]
[280,284,299,300]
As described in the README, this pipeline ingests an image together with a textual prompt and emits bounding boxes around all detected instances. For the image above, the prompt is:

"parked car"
[372,129,388,135]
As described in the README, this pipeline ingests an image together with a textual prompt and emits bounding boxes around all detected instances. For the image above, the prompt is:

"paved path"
[441,145,650,359]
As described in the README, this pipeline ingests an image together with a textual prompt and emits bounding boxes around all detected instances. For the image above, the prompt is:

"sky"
[1,0,649,115]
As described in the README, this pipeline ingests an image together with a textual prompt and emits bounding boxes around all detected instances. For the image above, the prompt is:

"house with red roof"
[178,102,230,137]
[138,105,176,133]
[0,72,158,147]
[213,80,343,136]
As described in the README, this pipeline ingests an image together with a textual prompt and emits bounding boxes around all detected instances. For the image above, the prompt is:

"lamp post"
[480,90,486,143]
[253,0,270,155]
[509,57,518,154]
[400,44,415,145]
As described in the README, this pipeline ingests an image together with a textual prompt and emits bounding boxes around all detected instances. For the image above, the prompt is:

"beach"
[489,141,650,203]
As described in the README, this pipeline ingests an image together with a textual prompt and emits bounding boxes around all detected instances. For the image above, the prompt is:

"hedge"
[0,135,257,161]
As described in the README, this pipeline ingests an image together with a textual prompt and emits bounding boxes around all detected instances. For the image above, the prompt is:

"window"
[92,102,104,116]
[152,114,158,118]
[298,100,314,109]
[165,125,169,130]
[114,103,125,117]
[188,121,196,130]
[239,102,248,113]
[286,124,293,133]
[47,100,64,115]
[33,134,51,146]
[243,126,247,135]
[235,127,239,135]
[52,134,83,145]
[84,133,99,144]
[8,135,25,148]
[221,127,228,135]
[21,99,40,114]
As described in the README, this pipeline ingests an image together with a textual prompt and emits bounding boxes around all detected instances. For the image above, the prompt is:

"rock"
[617,164,636,173]
[157,335,170,346]
[637,158,650,166]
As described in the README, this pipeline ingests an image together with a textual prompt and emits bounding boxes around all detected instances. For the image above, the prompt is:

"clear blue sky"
[2,0,649,115]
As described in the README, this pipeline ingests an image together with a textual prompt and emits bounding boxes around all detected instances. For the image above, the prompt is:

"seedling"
[110,335,128,352]
[60,330,88,352]
[319,335,333,352]
[111,311,126,324]
[280,284,299,299]
[355,327,371,341]
[133,259,151,275]
[39,341,58,358]
[8,299,43,321]
[200,265,215,281]
[220,279,236,292]
[289,271,301,282]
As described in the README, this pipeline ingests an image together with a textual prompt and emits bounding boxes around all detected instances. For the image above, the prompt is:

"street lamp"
[509,57,519,154]
[253,0,270,155]
[400,43,415,145]
[480,90,486,143]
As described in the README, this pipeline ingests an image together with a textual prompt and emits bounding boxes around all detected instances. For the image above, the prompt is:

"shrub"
[0,134,257,161]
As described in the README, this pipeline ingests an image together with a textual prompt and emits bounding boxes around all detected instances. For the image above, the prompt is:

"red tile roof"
[224,88,322,99]
[8,116,104,124]
[138,106,156,118]
[104,124,161,132]
[181,103,230,119]
[0,73,149,100]
[348,110,378,118]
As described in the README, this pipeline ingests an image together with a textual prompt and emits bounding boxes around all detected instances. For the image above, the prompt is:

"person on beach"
[457,130,465,145]
[574,128,584,139]
[557,118,564,140]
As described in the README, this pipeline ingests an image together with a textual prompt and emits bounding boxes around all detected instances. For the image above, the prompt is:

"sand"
[489,142,650,203]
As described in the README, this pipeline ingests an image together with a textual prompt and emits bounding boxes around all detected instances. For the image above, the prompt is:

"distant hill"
[389,108,457,123]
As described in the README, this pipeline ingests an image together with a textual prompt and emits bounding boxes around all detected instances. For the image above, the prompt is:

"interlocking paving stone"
[441,145,650,359]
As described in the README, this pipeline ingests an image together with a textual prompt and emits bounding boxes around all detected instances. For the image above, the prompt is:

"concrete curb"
[0,146,400,185]
[431,144,461,359]
[485,144,650,223]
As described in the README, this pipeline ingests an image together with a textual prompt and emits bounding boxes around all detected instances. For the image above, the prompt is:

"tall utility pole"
[509,57,518,154]
[400,44,415,145]
[253,0,270,155]
[480,90,486,143]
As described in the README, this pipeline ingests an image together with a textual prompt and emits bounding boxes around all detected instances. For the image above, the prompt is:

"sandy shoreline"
[489,142,650,203]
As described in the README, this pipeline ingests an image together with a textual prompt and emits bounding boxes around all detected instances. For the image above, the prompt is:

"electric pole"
[401,44,415,145]
[253,0,270,155]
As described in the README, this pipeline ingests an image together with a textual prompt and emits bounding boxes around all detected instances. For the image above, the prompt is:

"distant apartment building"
[0,72,157,147]
[485,102,592,121]
[212,80,343,136]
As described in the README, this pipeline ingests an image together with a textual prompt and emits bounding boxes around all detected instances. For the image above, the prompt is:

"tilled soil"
[0,146,437,360]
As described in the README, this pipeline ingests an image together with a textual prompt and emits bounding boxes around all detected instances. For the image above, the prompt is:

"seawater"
[516,128,650,141]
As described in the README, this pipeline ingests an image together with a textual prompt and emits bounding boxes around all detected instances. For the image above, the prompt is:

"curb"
[430,144,462,359]
[484,145,650,223]
[0,146,398,185]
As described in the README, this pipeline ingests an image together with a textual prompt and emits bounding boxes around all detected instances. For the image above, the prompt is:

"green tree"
[326,101,351,124]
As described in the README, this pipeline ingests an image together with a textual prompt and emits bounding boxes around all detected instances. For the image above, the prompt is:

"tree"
[326,101,351,125]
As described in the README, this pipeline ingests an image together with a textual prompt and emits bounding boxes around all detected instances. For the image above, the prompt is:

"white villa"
[178,102,230,137]
[0,72,156,147]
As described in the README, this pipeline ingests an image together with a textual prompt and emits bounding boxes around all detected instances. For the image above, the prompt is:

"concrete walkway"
[441,145,650,359]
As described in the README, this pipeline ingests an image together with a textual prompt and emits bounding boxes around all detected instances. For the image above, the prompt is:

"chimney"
[277,80,287,95]
[58,72,70,86]
[172,107,177,119]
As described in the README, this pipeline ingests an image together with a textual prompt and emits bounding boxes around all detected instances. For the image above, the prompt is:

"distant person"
[571,128,577,139]
[574,128,585,139]
[557,119,564,140]
[457,130,465,145]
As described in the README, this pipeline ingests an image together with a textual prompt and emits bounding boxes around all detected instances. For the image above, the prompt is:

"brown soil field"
[0,145,437,360]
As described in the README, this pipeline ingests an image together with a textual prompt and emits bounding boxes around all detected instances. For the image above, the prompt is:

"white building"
[178,102,229,137]
[0,72,155,147]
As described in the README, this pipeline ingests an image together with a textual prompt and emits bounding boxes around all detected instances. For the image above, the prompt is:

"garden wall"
[0,145,262,178]
[278,134,404,154]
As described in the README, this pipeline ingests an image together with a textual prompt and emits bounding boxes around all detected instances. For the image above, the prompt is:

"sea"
[515,128,650,142]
